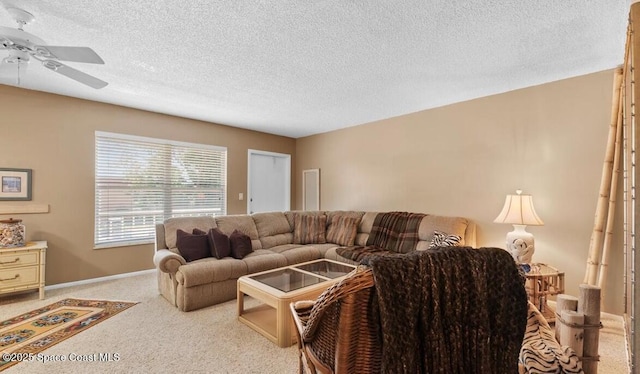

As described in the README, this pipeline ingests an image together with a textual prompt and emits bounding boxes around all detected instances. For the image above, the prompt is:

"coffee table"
[237,259,357,347]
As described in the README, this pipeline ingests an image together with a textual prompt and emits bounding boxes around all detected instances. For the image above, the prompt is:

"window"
[95,131,227,247]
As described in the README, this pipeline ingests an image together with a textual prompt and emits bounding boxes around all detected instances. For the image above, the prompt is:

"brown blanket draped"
[337,212,425,262]
[366,211,426,253]
[362,247,528,374]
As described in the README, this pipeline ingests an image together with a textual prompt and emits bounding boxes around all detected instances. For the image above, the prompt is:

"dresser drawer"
[0,266,38,288]
[0,251,38,269]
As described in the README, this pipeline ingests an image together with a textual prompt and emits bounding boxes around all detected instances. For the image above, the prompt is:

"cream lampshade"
[494,190,544,263]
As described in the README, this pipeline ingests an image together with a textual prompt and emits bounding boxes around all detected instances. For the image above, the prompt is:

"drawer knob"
[0,274,19,281]
[0,258,20,265]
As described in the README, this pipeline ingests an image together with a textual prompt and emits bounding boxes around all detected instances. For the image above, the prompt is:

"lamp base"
[506,225,535,264]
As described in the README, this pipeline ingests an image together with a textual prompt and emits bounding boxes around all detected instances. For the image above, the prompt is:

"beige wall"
[1,70,624,314]
[0,85,296,285]
[295,69,624,314]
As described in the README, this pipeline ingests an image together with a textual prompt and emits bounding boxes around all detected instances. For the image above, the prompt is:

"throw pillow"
[429,230,462,249]
[326,215,360,246]
[293,214,327,244]
[229,229,253,259]
[208,228,231,259]
[176,229,211,262]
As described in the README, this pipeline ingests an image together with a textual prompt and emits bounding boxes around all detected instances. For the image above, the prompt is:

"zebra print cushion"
[519,302,583,373]
[428,230,462,249]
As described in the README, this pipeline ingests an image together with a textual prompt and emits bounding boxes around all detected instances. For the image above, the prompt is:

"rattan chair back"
[290,267,380,374]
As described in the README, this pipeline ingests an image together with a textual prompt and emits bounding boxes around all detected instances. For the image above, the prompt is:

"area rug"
[0,298,137,372]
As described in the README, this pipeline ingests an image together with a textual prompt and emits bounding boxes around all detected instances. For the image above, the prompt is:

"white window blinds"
[95,131,227,247]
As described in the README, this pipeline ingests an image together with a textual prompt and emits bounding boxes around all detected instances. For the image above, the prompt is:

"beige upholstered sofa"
[153,210,476,311]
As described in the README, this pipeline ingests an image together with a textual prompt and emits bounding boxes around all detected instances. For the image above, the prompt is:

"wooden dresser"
[0,241,47,299]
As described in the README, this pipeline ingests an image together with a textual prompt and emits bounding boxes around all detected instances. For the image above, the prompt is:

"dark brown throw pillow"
[229,229,253,259]
[208,228,231,259]
[176,229,211,262]
[192,228,206,235]
[293,214,327,244]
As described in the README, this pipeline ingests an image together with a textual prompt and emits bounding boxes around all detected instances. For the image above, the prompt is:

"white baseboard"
[45,269,156,291]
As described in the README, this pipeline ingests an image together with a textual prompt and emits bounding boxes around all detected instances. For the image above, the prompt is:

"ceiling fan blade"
[42,59,108,89]
[35,46,105,64]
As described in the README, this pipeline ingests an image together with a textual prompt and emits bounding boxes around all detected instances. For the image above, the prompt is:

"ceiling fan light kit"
[2,49,28,64]
[0,7,108,89]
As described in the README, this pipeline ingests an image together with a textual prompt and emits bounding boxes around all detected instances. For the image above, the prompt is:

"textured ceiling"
[0,1,632,138]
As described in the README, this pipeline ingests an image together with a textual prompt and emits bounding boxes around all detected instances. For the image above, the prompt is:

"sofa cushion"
[242,250,288,274]
[355,212,379,246]
[285,211,326,231]
[307,243,339,257]
[324,247,360,266]
[279,246,322,265]
[208,228,231,258]
[216,215,262,250]
[230,229,253,259]
[164,216,217,249]
[252,212,294,249]
[326,210,365,225]
[176,229,212,262]
[417,215,469,245]
[326,215,360,246]
[293,214,327,244]
[267,244,306,254]
[427,230,462,249]
[176,257,247,287]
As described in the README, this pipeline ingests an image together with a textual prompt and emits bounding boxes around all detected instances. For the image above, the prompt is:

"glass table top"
[294,261,356,279]
[246,260,356,293]
[248,268,325,293]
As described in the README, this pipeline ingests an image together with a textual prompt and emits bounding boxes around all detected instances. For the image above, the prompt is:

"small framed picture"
[0,168,32,201]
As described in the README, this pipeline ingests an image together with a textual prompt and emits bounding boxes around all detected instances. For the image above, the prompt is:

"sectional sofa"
[153,210,476,312]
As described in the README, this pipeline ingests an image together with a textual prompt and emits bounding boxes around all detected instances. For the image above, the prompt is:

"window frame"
[94,131,227,248]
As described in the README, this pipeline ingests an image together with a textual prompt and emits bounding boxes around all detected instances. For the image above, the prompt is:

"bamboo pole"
[579,284,601,374]
[560,310,585,358]
[598,28,632,295]
[598,83,624,293]
[584,69,624,285]
[555,294,579,342]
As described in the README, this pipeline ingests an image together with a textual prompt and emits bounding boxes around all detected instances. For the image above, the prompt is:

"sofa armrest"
[154,249,186,274]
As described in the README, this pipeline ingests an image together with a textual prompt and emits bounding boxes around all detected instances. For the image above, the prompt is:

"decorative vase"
[0,218,26,248]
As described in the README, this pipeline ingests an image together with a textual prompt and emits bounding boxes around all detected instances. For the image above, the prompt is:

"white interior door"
[248,150,291,214]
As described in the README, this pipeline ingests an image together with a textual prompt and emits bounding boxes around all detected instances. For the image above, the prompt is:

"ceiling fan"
[0,7,108,89]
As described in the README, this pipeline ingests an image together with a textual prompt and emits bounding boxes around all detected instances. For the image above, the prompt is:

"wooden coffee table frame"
[237,259,356,348]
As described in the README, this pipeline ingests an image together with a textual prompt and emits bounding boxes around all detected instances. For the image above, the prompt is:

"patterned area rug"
[0,298,137,372]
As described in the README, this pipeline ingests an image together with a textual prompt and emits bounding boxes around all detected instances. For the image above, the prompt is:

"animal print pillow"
[429,230,462,249]
[293,214,327,244]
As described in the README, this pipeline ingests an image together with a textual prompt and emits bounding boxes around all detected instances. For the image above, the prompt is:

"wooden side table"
[523,263,564,323]
[0,241,47,299]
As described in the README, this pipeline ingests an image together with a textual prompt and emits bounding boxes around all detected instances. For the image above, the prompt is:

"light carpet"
[0,271,630,373]
[0,272,298,374]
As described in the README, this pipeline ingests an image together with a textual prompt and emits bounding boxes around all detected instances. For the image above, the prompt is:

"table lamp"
[494,190,544,263]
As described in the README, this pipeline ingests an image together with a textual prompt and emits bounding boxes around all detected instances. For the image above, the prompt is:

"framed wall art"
[0,168,32,201]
